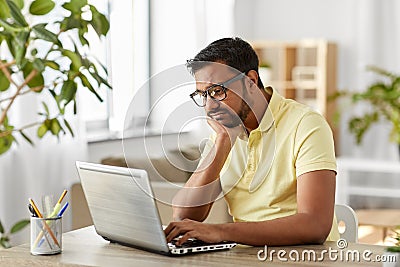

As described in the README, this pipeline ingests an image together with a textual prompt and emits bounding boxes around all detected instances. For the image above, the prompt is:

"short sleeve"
[294,112,337,177]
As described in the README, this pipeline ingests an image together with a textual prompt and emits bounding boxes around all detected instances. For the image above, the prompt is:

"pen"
[29,198,60,248]
[38,202,69,247]
[48,190,68,218]
[28,204,38,217]
[57,202,69,217]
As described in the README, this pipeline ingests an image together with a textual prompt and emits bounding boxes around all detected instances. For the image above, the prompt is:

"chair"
[335,204,358,242]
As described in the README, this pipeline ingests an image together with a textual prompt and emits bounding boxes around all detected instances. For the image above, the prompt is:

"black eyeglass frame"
[189,72,246,107]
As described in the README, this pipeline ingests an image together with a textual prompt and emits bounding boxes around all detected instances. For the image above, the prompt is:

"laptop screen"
[76,161,170,253]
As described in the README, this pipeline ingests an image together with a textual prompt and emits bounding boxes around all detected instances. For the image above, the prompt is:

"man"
[164,37,339,246]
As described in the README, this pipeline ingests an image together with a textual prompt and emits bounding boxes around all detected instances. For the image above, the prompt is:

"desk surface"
[0,226,390,267]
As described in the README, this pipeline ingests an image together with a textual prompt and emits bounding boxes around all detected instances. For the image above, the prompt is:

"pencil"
[29,198,60,248]
[57,190,67,204]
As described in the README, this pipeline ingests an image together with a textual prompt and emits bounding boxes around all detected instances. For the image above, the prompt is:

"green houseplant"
[387,226,400,253]
[383,226,400,267]
[0,219,30,248]
[0,0,111,247]
[332,66,400,147]
[0,0,111,154]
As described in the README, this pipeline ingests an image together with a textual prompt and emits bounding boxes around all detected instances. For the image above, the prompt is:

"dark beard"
[226,83,251,128]
[208,79,252,128]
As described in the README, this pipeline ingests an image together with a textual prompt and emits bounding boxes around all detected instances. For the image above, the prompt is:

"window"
[81,0,150,137]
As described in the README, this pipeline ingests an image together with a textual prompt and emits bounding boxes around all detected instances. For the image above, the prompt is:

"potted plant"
[331,66,400,153]
[0,0,111,152]
[383,226,400,267]
[0,219,30,248]
[0,0,111,247]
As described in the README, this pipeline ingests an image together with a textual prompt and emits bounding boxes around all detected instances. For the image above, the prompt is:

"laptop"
[75,161,236,256]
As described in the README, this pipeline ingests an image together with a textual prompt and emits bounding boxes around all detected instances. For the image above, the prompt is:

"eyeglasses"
[189,72,245,107]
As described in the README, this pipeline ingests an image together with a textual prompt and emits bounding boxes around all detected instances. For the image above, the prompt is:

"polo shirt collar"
[254,87,280,133]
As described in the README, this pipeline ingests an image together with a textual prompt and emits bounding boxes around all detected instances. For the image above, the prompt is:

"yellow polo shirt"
[203,88,339,241]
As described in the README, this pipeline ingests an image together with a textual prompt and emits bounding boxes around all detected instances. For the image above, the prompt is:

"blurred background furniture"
[251,39,338,153]
[336,157,400,205]
[356,209,400,243]
[335,204,359,242]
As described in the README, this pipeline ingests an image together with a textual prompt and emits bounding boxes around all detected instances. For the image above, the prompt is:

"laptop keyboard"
[169,238,209,248]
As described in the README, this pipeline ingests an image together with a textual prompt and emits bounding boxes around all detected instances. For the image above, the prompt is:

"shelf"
[251,39,338,154]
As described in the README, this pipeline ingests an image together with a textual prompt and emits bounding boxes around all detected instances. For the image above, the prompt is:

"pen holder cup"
[30,216,62,255]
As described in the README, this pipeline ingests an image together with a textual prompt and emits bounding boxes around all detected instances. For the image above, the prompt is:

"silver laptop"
[75,161,236,256]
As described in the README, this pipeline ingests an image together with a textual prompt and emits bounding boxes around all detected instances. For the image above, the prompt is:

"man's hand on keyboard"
[164,219,225,246]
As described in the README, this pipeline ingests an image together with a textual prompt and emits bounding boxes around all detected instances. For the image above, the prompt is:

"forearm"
[220,213,332,246]
[172,136,231,221]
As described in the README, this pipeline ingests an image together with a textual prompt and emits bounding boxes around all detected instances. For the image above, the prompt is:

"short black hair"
[187,37,264,89]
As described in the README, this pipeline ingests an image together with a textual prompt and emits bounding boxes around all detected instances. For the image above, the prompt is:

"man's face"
[194,63,252,128]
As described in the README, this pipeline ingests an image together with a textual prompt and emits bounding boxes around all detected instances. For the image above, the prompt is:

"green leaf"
[0,67,11,91]
[42,101,49,115]
[29,0,55,15]
[78,27,89,46]
[10,219,29,234]
[44,60,60,70]
[73,99,77,114]
[60,79,77,105]
[91,71,111,89]
[3,115,9,127]
[50,119,61,135]
[0,133,14,155]
[22,62,44,88]
[89,5,109,37]
[387,246,400,253]
[62,0,87,14]
[79,73,103,102]
[0,237,11,249]
[37,124,47,138]
[32,23,60,46]
[0,219,4,233]
[0,0,11,19]
[11,0,23,9]
[6,0,27,26]
[33,58,45,73]
[59,16,81,32]
[30,48,38,56]
[62,49,82,72]
[0,18,21,33]
[63,119,74,137]
[11,30,29,66]
[20,130,34,145]
[48,88,56,99]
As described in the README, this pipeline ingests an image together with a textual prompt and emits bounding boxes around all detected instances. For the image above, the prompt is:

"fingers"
[176,231,196,246]
[206,117,246,144]
[164,219,196,243]
[206,117,226,134]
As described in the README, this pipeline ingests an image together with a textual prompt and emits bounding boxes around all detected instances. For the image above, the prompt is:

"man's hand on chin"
[164,219,225,246]
[207,117,247,147]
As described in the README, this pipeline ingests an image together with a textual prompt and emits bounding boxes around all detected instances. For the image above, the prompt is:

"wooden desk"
[0,226,389,266]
